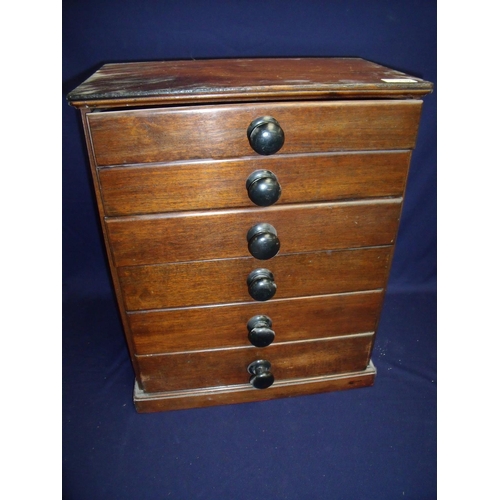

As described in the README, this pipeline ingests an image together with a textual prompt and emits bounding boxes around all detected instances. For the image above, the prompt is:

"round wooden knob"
[247,223,280,260]
[247,269,277,301]
[247,360,274,389]
[247,315,275,347]
[247,116,285,155]
[246,170,282,207]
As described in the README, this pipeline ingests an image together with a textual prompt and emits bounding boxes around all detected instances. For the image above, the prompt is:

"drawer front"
[98,151,411,216]
[88,100,422,166]
[136,333,374,393]
[118,247,392,310]
[128,290,383,354]
[106,200,401,267]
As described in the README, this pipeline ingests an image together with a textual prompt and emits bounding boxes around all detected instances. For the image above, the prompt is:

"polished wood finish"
[128,290,384,354]
[68,57,432,412]
[118,247,392,311]
[98,151,411,216]
[89,100,422,166]
[136,333,374,392]
[106,200,401,267]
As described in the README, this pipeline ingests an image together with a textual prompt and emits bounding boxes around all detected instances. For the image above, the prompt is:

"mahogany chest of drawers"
[68,58,432,412]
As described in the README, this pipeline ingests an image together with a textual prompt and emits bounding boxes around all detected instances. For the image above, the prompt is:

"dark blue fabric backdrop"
[63,1,436,498]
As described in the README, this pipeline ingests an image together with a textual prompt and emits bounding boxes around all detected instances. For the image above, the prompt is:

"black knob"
[247,315,275,347]
[247,116,285,155]
[246,170,282,207]
[247,223,280,260]
[248,360,274,389]
[247,269,277,301]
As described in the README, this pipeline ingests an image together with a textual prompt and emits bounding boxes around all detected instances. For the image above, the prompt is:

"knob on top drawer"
[247,116,285,155]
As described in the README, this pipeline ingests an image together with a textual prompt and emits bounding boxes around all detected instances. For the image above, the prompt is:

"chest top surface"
[67,57,432,108]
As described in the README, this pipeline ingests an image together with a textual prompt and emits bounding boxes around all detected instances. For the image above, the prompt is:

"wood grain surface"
[106,199,401,267]
[128,290,384,354]
[88,100,422,166]
[67,58,432,108]
[136,332,374,392]
[98,151,411,216]
[118,247,392,311]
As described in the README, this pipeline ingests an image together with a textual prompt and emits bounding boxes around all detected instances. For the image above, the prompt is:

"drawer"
[106,199,401,267]
[136,332,374,393]
[118,247,392,310]
[88,100,422,166]
[98,151,411,216]
[128,290,384,354]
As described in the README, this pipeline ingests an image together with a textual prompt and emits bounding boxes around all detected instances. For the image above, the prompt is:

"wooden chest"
[68,58,432,412]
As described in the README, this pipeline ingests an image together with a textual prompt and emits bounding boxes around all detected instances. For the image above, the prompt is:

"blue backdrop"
[63,1,436,498]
